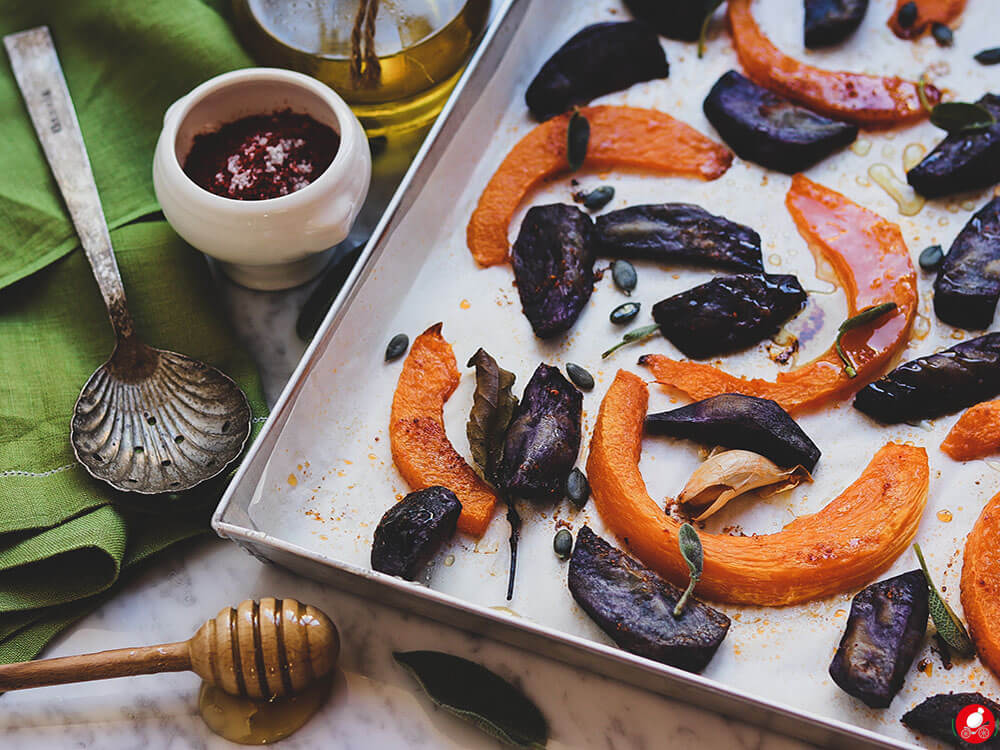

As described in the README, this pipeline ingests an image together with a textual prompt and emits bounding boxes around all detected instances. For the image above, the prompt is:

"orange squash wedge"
[961,491,1000,679]
[641,174,917,415]
[466,105,733,267]
[888,0,966,39]
[389,323,498,536]
[586,370,929,606]
[728,0,940,127]
[942,400,1000,461]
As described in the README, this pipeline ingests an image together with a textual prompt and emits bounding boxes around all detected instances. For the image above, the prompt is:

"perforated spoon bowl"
[5,27,252,494]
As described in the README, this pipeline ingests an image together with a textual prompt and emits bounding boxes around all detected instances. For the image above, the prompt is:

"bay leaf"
[394,651,548,748]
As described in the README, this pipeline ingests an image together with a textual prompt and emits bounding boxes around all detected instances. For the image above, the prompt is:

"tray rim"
[214,2,923,747]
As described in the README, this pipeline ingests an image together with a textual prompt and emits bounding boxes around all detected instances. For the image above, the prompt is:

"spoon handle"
[4,26,133,339]
[0,641,191,691]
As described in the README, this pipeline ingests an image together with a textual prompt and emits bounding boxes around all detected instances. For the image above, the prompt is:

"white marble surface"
[0,267,815,750]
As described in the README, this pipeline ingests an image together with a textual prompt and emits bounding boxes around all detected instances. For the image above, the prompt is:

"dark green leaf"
[673,523,703,617]
[975,47,1000,65]
[913,544,975,657]
[394,651,549,748]
[834,302,897,377]
[698,0,726,58]
[466,349,518,483]
[930,102,997,134]
[602,323,660,359]
[567,110,589,172]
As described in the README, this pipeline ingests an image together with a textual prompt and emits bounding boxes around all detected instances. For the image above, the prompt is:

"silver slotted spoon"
[5,27,252,494]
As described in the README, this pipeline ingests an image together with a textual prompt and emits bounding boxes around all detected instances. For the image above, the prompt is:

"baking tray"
[214,1,1000,747]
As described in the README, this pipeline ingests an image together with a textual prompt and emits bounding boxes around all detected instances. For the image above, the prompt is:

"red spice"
[183,110,340,200]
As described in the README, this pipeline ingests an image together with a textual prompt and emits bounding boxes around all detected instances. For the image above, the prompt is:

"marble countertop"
[0,262,816,750]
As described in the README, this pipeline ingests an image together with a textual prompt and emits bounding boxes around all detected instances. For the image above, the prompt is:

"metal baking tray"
[215,1,1000,747]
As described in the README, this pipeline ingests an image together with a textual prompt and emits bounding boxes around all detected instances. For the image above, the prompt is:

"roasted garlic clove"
[678,449,810,520]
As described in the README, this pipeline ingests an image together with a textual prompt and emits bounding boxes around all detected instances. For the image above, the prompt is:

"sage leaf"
[466,348,518,483]
[834,302,897,377]
[698,0,726,58]
[602,323,660,359]
[566,110,589,172]
[913,543,975,658]
[673,522,703,617]
[930,102,997,134]
[394,651,548,749]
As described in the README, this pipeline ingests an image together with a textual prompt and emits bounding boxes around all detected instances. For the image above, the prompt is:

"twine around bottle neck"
[350,0,382,88]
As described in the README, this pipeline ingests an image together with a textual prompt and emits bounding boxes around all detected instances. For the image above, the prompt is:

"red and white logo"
[955,704,997,743]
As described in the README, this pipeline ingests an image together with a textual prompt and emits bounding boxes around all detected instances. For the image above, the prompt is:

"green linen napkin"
[0,221,268,663]
[0,0,252,290]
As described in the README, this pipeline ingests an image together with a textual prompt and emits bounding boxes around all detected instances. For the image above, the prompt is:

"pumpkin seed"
[931,22,953,47]
[385,333,409,361]
[566,468,590,507]
[553,528,574,559]
[975,47,1000,65]
[919,244,944,272]
[565,363,594,390]
[580,185,615,211]
[896,1,917,28]
[567,110,589,172]
[611,259,637,295]
[610,301,641,325]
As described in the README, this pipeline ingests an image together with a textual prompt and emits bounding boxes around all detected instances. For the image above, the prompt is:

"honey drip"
[868,164,925,217]
[850,138,872,156]
[903,143,927,172]
[937,509,953,523]
[199,676,333,745]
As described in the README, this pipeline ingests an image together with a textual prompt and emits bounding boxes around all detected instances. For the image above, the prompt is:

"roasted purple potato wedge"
[623,0,716,41]
[525,22,669,121]
[651,272,806,359]
[902,692,1000,747]
[499,364,582,501]
[804,0,868,48]
[643,392,821,471]
[569,526,730,673]
[511,204,595,339]
[908,95,1000,199]
[371,486,462,580]
[703,71,858,174]
[934,197,1000,330]
[829,570,928,708]
[853,333,1000,423]
[594,203,764,272]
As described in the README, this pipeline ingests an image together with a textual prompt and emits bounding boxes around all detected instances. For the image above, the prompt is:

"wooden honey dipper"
[0,598,339,699]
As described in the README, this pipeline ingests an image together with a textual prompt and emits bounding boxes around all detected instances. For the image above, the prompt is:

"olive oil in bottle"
[233,0,490,137]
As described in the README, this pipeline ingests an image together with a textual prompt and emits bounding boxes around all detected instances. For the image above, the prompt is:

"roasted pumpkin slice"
[389,324,498,536]
[888,0,966,39]
[641,174,917,415]
[727,0,940,127]
[466,106,733,267]
[961,491,1000,679]
[586,370,929,606]
[942,401,1000,461]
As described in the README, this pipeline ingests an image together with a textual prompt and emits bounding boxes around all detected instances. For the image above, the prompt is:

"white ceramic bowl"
[153,68,371,290]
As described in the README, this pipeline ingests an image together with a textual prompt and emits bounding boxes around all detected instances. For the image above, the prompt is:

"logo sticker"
[955,703,997,744]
